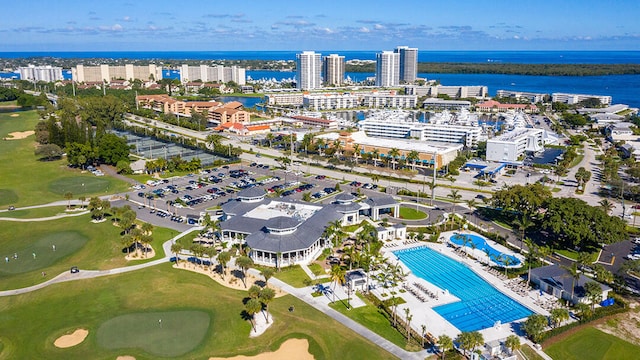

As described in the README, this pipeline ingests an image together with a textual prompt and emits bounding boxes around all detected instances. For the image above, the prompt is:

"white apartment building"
[359,116,417,138]
[422,98,472,110]
[18,65,63,82]
[375,51,400,87]
[486,128,557,162]
[496,90,547,103]
[323,54,345,86]
[552,92,612,106]
[179,64,246,85]
[362,93,418,109]
[303,93,359,110]
[411,124,482,147]
[296,51,322,90]
[72,64,163,83]
[395,46,418,83]
[265,92,304,106]
[405,85,488,99]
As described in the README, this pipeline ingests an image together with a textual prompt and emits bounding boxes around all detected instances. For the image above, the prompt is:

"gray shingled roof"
[335,192,356,202]
[237,187,266,199]
[530,264,611,295]
[364,195,397,207]
[221,198,268,217]
[265,216,301,230]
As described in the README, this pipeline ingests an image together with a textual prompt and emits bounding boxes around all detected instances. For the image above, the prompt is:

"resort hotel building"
[179,64,246,85]
[486,128,558,162]
[18,65,63,82]
[72,64,163,83]
[219,187,400,267]
[375,51,400,87]
[395,46,418,83]
[552,92,612,106]
[496,90,547,103]
[322,54,345,86]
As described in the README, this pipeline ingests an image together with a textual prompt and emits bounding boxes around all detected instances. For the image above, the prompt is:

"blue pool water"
[394,246,532,332]
[450,233,521,267]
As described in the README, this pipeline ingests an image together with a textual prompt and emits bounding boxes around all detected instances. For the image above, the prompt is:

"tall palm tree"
[244,298,262,332]
[563,262,580,303]
[504,335,521,355]
[513,214,533,251]
[388,148,400,170]
[260,268,275,288]
[407,150,420,171]
[353,144,360,165]
[330,264,346,304]
[438,334,453,360]
[236,256,254,288]
[372,148,380,167]
[64,191,73,209]
[217,251,231,279]
[171,243,183,265]
[465,199,478,225]
[259,287,276,323]
[427,180,437,206]
[404,307,413,344]
[447,189,462,214]
[599,199,614,214]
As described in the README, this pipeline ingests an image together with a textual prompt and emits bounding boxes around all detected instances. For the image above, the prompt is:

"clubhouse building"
[220,188,399,267]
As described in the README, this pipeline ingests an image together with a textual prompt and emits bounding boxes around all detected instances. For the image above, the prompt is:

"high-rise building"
[395,46,418,83]
[72,64,162,83]
[179,65,246,85]
[322,54,345,86]
[296,51,322,90]
[375,51,399,87]
[18,65,63,82]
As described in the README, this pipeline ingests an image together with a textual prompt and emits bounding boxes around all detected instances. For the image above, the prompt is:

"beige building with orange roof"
[135,95,247,124]
[475,100,538,113]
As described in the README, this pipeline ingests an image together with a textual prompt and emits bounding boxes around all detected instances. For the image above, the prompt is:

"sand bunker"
[173,262,286,297]
[6,130,34,139]
[125,246,156,260]
[116,356,136,360]
[54,328,89,348]
[208,339,314,360]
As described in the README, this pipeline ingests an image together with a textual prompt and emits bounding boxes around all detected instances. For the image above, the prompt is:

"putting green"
[0,231,88,275]
[96,310,210,357]
[0,189,18,206]
[48,176,112,196]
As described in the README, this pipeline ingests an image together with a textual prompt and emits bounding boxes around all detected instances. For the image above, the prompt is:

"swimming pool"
[450,233,521,267]
[394,246,532,332]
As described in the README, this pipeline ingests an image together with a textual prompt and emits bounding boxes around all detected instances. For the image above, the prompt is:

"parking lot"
[120,162,386,231]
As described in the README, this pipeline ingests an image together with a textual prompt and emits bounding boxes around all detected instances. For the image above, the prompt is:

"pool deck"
[380,232,552,344]
[449,231,526,268]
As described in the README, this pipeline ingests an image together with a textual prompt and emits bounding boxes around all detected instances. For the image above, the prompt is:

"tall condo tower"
[395,46,418,83]
[322,54,345,86]
[296,51,322,90]
[375,51,400,87]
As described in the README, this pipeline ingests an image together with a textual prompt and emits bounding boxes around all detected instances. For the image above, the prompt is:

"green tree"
[244,298,262,332]
[35,143,63,161]
[521,314,548,342]
[260,268,275,287]
[97,133,130,165]
[584,281,603,310]
[217,251,231,279]
[447,189,462,214]
[259,287,275,323]
[248,284,261,299]
[438,334,453,360]
[171,243,183,266]
[64,191,73,209]
[550,308,569,328]
[236,255,254,288]
[330,264,346,304]
[504,335,521,355]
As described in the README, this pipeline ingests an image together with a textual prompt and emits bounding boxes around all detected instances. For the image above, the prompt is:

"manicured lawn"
[0,264,395,359]
[545,327,640,360]
[308,263,326,277]
[520,344,545,360]
[555,249,598,262]
[0,110,130,208]
[273,266,313,288]
[0,206,70,218]
[0,214,175,290]
[399,207,427,220]
[329,294,408,349]
[96,310,210,357]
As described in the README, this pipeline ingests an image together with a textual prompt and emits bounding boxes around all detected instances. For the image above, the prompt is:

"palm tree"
[420,324,427,348]
[78,196,86,209]
[404,307,413,344]
[330,264,346,304]
[388,148,400,170]
[244,298,262,332]
[438,334,453,360]
[141,222,153,235]
[513,214,533,251]
[372,148,380,167]
[64,191,73,209]
[260,268,275,288]
[426,180,437,206]
[121,234,134,255]
[563,262,580,303]
[447,189,462,214]
[236,255,254,288]
[259,287,276,323]
[407,150,420,171]
[599,199,614,214]
[550,308,569,328]
[171,243,183,265]
[217,251,231,279]
[504,335,521,355]
[353,143,360,165]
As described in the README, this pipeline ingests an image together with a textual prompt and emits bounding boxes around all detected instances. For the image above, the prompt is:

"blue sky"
[2,0,639,51]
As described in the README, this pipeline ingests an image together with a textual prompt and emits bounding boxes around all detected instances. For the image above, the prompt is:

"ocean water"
[2,50,640,64]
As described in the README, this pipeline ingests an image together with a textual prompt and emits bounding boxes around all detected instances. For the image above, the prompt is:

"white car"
[633,237,640,245]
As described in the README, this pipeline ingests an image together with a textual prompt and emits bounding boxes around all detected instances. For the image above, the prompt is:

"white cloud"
[360,27,370,33]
